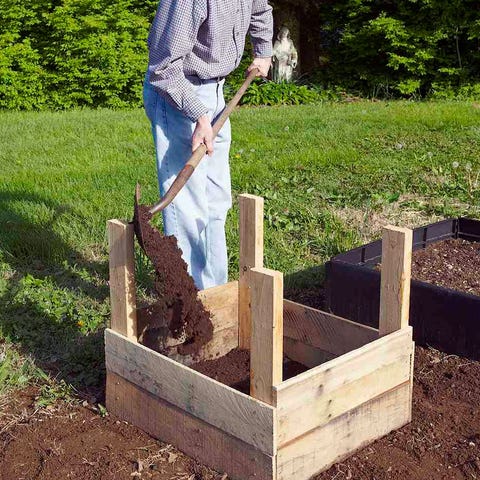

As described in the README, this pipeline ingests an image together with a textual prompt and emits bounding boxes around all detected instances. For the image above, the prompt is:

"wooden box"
[105,194,414,480]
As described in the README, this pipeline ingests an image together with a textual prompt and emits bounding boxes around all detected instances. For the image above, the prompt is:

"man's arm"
[147,0,208,122]
[247,0,274,77]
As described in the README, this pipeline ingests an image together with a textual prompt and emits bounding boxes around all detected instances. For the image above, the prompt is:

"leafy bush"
[0,0,157,110]
[273,0,480,99]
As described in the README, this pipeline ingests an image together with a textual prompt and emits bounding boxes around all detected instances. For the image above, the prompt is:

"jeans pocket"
[143,82,158,123]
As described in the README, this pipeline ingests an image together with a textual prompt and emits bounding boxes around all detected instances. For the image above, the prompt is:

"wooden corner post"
[238,194,264,349]
[379,225,413,337]
[108,219,138,341]
[250,267,284,405]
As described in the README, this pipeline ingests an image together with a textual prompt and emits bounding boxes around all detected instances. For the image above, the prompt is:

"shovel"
[133,68,259,248]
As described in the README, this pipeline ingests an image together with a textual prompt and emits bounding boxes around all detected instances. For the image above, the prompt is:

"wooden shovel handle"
[149,68,259,215]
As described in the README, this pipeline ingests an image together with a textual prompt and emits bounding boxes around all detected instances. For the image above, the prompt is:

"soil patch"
[2,346,480,479]
[411,238,480,296]
[0,389,222,480]
[316,346,480,480]
[191,348,309,394]
[133,204,213,356]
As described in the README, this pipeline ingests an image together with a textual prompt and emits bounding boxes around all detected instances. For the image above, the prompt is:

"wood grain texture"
[276,382,412,480]
[238,194,264,349]
[106,371,275,480]
[283,300,378,356]
[284,337,335,368]
[105,328,275,455]
[108,219,137,340]
[250,267,284,406]
[274,327,413,447]
[379,225,413,336]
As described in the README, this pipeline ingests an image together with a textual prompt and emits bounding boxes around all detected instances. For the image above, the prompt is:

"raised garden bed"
[326,218,480,360]
[105,195,415,480]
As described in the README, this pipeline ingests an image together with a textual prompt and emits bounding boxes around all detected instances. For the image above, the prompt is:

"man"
[144,0,273,290]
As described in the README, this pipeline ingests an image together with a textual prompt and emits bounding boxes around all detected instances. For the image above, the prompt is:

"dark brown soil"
[316,346,480,480]
[133,204,213,356]
[411,238,480,296]
[191,348,309,394]
[0,388,222,480]
[2,346,480,479]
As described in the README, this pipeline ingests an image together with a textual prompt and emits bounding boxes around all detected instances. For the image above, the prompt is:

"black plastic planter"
[326,218,480,360]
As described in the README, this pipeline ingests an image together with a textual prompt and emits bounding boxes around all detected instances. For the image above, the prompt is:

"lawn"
[1,100,479,399]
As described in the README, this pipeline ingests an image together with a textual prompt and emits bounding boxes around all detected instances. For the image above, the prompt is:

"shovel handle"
[149,68,259,216]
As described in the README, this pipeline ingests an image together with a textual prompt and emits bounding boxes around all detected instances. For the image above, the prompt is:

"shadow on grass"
[0,190,109,400]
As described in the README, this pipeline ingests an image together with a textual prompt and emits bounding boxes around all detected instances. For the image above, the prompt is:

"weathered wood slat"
[239,194,264,349]
[276,382,412,480]
[250,267,284,405]
[274,327,413,446]
[379,226,413,336]
[283,299,378,356]
[284,337,334,368]
[106,372,275,480]
[105,328,275,455]
[108,220,137,340]
[198,281,239,327]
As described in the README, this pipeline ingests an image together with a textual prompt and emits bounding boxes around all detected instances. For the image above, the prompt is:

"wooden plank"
[276,382,411,480]
[284,337,335,368]
[274,327,413,447]
[137,281,239,365]
[379,225,413,336]
[106,372,275,480]
[108,219,137,340]
[283,300,378,356]
[238,194,264,349]
[198,281,239,322]
[250,267,284,405]
[105,328,275,455]
[168,322,238,366]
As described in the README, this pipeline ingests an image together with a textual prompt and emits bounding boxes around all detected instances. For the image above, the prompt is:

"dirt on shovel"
[134,204,213,357]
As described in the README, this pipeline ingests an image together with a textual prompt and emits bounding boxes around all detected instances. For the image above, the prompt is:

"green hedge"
[0,0,157,110]
[1,0,479,110]
[273,0,480,98]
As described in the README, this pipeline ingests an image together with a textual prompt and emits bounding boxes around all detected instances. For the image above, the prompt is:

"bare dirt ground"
[1,344,479,480]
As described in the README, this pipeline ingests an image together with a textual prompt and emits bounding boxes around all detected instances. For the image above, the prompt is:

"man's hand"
[247,57,272,78]
[192,114,214,155]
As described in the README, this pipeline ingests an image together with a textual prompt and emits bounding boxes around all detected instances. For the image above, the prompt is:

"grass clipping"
[133,205,213,356]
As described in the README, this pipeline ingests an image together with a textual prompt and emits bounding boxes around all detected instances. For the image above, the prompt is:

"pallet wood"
[283,299,378,356]
[276,382,411,480]
[107,372,275,480]
[238,194,264,349]
[379,225,413,336]
[250,267,284,405]
[108,220,137,340]
[274,327,413,447]
[106,208,414,480]
[283,337,334,368]
[105,328,276,455]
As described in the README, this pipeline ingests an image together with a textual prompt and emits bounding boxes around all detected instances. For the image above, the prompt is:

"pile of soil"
[133,204,213,356]
[411,238,480,296]
[191,348,309,394]
[2,346,479,479]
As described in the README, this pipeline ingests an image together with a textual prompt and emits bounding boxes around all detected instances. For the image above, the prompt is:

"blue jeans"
[143,77,232,290]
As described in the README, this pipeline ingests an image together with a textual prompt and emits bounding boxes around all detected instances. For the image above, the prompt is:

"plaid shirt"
[147,0,273,121]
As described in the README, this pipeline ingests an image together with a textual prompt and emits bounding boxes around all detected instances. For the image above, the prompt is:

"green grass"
[1,101,479,396]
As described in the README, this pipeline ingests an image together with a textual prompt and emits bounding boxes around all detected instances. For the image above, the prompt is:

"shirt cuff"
[253,40,273,58]
[182,95,209,122]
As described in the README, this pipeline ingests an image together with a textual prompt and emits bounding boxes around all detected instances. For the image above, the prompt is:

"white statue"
[272,27,298,83]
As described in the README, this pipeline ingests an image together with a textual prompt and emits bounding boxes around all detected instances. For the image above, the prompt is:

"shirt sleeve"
[249,0,274,58]
[147,0,209,122]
